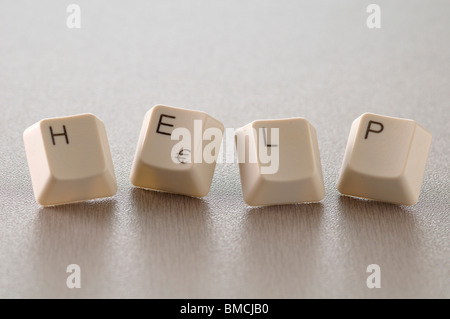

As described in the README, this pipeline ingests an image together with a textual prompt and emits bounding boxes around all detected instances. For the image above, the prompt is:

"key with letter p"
[337,113,432,205]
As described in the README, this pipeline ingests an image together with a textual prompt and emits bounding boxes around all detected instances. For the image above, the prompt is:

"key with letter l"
[235,118,325,206]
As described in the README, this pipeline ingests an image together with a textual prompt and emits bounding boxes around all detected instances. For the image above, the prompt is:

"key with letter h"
[337,113,432,205]
[235,118,325,206]
[23,114,117,206]
[130,105,224,197]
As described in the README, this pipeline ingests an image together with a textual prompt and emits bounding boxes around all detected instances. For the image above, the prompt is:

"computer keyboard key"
[337,113,432,205]
[130,105,224,197]
[23,114,117,206]
[235,118,325,206]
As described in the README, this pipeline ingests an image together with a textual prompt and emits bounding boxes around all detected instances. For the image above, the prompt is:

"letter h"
[49,125,69,145]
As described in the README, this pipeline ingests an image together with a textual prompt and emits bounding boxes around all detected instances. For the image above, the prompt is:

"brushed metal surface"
[0,0,449,298]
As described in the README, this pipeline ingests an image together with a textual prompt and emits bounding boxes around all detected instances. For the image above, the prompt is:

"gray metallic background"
[0,0,449,298]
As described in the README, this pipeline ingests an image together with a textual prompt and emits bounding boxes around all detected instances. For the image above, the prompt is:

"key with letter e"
[130,105,224,197]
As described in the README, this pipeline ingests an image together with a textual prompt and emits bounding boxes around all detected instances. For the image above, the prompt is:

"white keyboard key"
[337,113,432,205]
[130,105,224,197]
[23,114,117,206]
[235,118,325,206]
